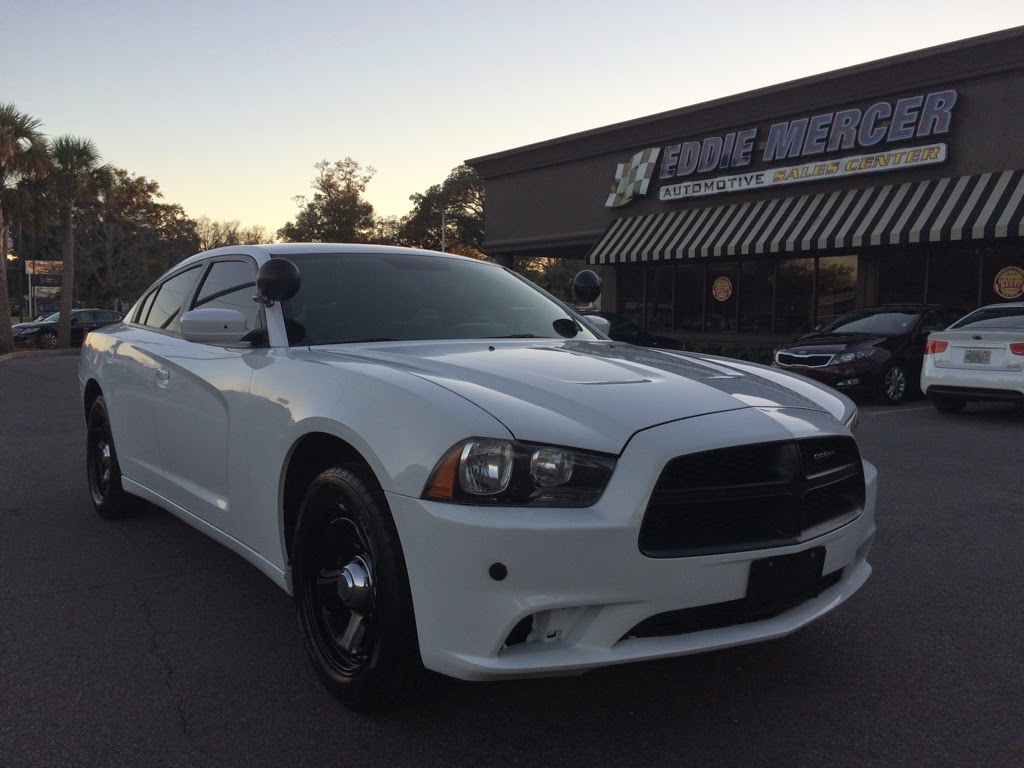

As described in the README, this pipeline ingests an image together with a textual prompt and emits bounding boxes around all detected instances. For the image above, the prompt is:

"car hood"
[11,322,47,331]
[781,332,889,354]
[310,340,833,453]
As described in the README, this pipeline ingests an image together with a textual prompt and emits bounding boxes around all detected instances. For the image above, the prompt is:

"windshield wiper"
[488,333,538,338]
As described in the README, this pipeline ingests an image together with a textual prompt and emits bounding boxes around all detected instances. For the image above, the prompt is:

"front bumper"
[774,361,881,394]
[388,407,876,681]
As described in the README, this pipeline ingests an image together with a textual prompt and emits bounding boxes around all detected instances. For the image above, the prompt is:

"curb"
[0,348,81,364]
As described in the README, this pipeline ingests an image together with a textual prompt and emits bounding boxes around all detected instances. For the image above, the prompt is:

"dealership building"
[467,27,1024,339]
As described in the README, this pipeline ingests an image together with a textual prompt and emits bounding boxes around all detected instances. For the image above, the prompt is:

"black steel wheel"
[878,363,910,405]
[39,330,58,349]
[930,394,966,413]
[86,396,136,518]
[292,464,427,711]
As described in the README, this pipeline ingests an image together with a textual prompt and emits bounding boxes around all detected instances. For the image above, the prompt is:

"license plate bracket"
[964,349,991,364]
[745,547,825,619]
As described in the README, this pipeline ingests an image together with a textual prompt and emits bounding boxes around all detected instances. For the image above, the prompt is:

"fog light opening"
[837,378,861,387]
[503,615,534,648]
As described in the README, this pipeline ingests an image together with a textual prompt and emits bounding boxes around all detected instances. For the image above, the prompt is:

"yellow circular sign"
[993,266,1024,299]
[712,276,733,302]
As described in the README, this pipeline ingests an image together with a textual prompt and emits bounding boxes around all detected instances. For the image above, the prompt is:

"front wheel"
[878,363,911,405]
[38,330,58,349]
[292,465,427,711]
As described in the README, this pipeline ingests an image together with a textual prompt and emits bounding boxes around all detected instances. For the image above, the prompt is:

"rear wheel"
[878,363,910,405]
[292,464,427,711]
[930,395,966,413]
[86,396,137,518]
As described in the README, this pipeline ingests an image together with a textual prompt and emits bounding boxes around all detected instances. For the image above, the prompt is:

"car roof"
[168,243,486,274]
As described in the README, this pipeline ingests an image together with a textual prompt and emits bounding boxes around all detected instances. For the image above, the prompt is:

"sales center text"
[656,90,957,183]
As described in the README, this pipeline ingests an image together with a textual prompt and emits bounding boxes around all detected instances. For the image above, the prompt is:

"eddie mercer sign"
[605,89,957,208]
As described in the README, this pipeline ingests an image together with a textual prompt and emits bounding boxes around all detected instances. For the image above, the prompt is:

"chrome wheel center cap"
[337,556,372,611]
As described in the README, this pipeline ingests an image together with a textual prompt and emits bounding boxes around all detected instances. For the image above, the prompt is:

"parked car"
[581,311,685,349]
[79,244,875,710]
[921,302,1024,412]
[772,305,963,404]
[12,308,124,349]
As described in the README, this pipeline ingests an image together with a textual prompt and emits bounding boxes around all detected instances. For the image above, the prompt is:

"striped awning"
[587,169,1024,264]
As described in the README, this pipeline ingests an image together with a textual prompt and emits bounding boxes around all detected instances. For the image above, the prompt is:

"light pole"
[435,210,458,253]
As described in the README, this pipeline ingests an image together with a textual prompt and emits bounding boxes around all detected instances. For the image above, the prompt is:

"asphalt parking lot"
[1,354,1021,768]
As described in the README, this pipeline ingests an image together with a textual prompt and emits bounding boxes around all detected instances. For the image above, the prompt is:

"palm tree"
[0,103,47,354]
[48,136,111,348]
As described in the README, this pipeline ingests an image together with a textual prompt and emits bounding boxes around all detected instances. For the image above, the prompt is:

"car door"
[104,265,205,495]
[151,258,265,538]
[70,311,97,345]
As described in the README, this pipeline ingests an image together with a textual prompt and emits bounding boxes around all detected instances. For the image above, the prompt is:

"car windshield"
[41,312,60,323]
[280,251,599,345]
[819,309,921,335]
[949,305,1024,330]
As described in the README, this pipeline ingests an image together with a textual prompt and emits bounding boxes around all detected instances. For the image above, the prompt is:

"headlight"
[13,327,36,335]
[423,438,616,507]
[833,349,875,364]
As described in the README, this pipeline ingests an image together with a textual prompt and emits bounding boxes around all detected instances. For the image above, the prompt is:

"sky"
[3,1,1023,235]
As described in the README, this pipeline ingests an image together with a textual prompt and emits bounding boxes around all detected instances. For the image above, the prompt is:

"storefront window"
[645,265,674,331]
[775,258,815,334]
[982,243,1024,305]
[739,260,774,334]
[706,262,737,332]
[617,265,644,325]
[877,251,926,304]
[927,246,980,311]
[817,255,858,326]
[674,264,704,331]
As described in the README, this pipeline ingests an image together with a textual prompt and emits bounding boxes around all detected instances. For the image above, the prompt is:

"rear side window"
[192,260,263,331]
[141,266,203,332]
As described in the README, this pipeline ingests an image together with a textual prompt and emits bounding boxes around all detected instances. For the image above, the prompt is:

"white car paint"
[79,244,875,683]
[921,302,1024,406]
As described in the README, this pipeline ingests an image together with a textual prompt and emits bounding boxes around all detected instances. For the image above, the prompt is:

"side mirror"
[180,308,251,345]
[586,315,612,335]
[572,270,602,304]
[256,258,301,304]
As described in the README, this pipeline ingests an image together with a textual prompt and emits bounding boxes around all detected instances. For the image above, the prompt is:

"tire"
[930,395,966,413]
[292,464,427,711]
[86,396,137,518]
[38,330,58,349]
[878,363,910,405]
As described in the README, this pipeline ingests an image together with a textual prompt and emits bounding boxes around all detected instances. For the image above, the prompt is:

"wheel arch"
[83,379,103,422]
[281,431,377,567]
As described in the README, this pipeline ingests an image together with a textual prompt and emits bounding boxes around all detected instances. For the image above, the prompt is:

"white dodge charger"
[79,244,876,710]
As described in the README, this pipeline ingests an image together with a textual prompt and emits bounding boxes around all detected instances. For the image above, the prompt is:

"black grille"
[777,352,833,367]
[639,437,864,558]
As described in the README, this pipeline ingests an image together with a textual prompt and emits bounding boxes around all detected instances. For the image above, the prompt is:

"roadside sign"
[26,260,63,275]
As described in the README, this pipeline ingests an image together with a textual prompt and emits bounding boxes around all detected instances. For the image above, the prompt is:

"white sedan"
[921,302,1024,412]
[79,244,876,710]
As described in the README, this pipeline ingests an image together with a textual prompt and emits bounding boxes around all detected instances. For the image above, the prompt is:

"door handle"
[156,368,170,388]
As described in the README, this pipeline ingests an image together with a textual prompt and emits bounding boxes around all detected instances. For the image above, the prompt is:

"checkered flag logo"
[605,147,660,208]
